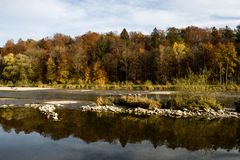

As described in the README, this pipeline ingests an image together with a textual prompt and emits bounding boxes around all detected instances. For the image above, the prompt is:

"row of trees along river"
[0,26,240,85]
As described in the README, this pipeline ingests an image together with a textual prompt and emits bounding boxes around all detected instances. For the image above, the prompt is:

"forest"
[0,25,240,86]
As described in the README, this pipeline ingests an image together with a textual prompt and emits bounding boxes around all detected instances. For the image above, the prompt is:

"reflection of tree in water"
[0,108,239,151]
[237,123,240,152]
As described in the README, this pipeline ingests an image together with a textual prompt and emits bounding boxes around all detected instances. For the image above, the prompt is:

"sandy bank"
[149,91,176,95]
[45,101,79,104]
[0,87,53,91]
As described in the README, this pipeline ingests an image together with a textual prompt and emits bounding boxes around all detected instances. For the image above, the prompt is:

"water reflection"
[0,107,239,152]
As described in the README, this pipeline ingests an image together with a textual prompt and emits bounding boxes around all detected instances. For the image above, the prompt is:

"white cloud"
[0,0,240,46]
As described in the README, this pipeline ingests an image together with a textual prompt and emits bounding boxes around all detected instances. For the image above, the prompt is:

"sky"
[0,0,240,46]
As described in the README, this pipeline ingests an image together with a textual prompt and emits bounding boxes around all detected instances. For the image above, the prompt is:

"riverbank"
[0,84,240,92]
[0,87,53,91]
[0,87,238,120]
[0,103,239,120]
[0,87,175,95]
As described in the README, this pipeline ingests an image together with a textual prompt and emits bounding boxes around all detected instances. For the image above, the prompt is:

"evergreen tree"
[150,28,161,48]
[120,28,129,41]
[235,25,240,55]
[211,27,221,45]
[222,26,235,43]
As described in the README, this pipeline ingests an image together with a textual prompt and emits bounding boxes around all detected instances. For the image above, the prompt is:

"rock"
[31,104,40,109]
[0,105,8,108]
[24,104,30,107]
[176,110,183,116]
[230,112,238,116]
[38,105,58,121]
[78,105,239,119]
[210,109,215,112]
[210,111,216,116]
[204,108,210,112]
[218,110,224,114]
[183,108,188,112]
[9,104,15,107]
[56,104,63,107]
[53,113,58,121]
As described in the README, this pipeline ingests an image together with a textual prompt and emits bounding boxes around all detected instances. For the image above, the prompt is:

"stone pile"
[80,105,240,119]
[38,104,59,121]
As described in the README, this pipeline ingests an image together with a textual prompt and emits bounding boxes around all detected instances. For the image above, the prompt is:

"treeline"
[0,25,240,85]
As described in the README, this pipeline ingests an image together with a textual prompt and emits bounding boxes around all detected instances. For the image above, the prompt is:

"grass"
[1,79,240,92]
[163,96,223,111]
[1,83,240,92]
[96,96,115,106]
[96,95,223,111]
[96,96,161,109]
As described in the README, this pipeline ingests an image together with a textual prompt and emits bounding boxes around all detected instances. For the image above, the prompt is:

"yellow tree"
[172,42,189,78]
[214,43,239,84]
[93,61,107,85]
[84,67,90,83]
[46,57,56,83]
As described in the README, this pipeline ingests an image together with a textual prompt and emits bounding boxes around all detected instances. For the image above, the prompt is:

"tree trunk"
[225,64,228,84]
[219,67,221,84]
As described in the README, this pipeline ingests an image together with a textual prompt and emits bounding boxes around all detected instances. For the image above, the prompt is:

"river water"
[0,89,239,160]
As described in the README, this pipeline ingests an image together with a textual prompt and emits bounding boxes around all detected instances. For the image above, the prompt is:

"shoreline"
[0,84,239,92]
[0,87,53,91]
[80,105,240,119]
[1,103,238,120]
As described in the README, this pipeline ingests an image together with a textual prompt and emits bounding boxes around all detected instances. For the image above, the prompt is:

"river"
[0,89,239,160]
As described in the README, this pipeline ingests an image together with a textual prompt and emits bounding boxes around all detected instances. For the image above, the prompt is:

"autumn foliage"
[0,26,240,85]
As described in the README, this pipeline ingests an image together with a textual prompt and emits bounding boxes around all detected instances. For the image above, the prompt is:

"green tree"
[2,53,17,82]
[236,25,240,44]
[120,28,129,41]
[154,45,175,84]
[222,26,235,43]
[150,28,162,48]
[15,54,34,83]
[24,48,48,82]
[2,53,34,83]
[235,25,240,54]
[211,27,221,45]
[166,27,183,44]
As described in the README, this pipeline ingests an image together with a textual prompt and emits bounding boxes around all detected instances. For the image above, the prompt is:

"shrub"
[96,96,161,109]
[124,81,134,90]
[116,96,161,109]
[143,80,154,90]
[96,96,115,106]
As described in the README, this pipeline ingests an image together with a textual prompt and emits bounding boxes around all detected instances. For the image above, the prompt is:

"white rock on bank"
[38,104,59,121]
[79,105,239,119]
